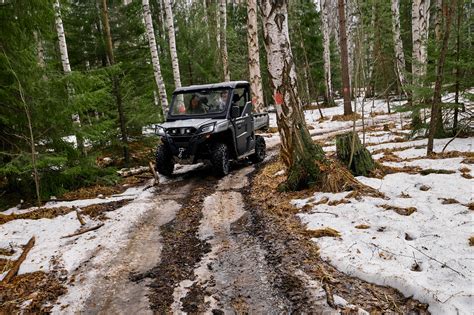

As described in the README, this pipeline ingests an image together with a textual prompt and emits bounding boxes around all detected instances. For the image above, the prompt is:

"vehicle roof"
[173,81,249,93]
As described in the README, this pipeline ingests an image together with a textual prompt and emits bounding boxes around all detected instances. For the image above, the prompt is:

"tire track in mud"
[129,174,216,312]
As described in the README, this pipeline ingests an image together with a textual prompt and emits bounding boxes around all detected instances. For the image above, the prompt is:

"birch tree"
[163,0,182,88]
[54,0,71,74]
[259,0,326,190]
[337,0,353,115]
[219,0,230,81]
[246,0,264,112]
[142,0,168,115]
[320,0,334,106]
[391,0,408,93]
[412,0,430,92]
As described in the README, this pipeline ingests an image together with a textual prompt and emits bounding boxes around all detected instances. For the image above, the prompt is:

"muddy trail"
[83,157,429,314]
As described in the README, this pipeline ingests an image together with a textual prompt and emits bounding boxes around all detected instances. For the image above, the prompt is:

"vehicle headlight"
[155,125,166,136]
[199,123,215,134]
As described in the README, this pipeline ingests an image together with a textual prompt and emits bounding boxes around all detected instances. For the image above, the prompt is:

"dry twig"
[1,236,35,284]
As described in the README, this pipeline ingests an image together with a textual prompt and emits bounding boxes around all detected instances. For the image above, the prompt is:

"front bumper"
[161,133,210,162]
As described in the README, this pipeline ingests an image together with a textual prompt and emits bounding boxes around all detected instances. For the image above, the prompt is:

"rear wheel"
[211,143,230,176]
[250,135,266,163]
[155,144,175,176]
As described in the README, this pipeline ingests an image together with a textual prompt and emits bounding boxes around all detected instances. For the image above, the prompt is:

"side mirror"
[231,105,240,118]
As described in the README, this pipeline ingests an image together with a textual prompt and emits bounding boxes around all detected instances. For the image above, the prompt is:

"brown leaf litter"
[0,271,66,314]
[0,199,132,225]
[331,113,362,121]
[469,237,474,246]
[378,204,417,216]
[305,227,341,238]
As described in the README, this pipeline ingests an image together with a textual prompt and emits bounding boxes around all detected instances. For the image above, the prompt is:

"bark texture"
[412,0,430,90]
[246,0,264,112]
[54,0,71,74]
[427,0,456,154]
[260,0,326,191]
[320,0,334,105]
[219,0,230,81]
[142,0,169,114]
[391,0,408,93]
[163,0,182,89]
[337,0,352,115]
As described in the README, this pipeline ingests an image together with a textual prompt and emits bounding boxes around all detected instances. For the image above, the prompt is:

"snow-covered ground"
[0,184,155,281]
[291,94,473,315]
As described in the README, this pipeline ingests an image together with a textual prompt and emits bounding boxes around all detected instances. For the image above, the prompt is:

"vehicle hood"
[160,119,216,129]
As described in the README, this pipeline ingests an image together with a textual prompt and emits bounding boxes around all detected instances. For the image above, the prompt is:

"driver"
[187,94,205,114]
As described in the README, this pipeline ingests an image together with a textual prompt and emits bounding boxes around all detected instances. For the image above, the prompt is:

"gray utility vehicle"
[155,81,269,176]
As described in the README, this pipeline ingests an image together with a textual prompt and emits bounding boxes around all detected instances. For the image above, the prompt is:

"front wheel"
[211,143,230,176]
[250,135,266,163]
[155,144,175,177]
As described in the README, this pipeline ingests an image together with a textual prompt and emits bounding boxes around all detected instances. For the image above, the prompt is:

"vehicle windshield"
[169,89,230,116]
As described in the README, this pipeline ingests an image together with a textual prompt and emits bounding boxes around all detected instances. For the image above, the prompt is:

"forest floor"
[0,95,472,314]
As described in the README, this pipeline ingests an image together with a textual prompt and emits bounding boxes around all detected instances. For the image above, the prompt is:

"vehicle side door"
[232,86,254,156]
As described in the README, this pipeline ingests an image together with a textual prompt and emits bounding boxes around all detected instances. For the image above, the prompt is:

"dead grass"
[0,247,15,256]
[331,113,361,121]
[419,169,456,176]
[0,199,132,225]
[0,258,13,273]
[378,204,417,216]
[461,157,474,164]
[328,199,351,206]
[355,224,370,229]
[0,271,66,314]
[60,185,126,201]
[266,127,278,133]
[306,227,341,238]
[438,198,459,205]
[79,199,133,221]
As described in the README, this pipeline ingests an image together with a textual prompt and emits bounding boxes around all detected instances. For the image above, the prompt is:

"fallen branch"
[75,208,86,226]
[117,166,149,177]
[407,244,465,277]
[323,282,337,309]
[148,161,159,183]
[2,236,35,284]
[441,119,471,153]
[61,223,104,239]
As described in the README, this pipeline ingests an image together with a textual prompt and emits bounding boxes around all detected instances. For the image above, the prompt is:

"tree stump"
[336,132,375,176]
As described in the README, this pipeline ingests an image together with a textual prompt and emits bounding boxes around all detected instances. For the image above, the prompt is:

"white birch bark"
[142,0,169,115]
[216,0,221,50]
[391,0,408,91]
[259,0,306,168]
[246,0,264,112]
[412,0,431,88]
[346,0,357,85]
[433,0,442,41]
[220,0,230,81]
[320,0,334,104]
[163,0,182,88]
[54,0,71,74]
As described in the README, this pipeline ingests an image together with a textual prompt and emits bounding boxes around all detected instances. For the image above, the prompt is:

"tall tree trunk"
[54,0,71,74]
[412,0,430,94]
[433,0,443,42]
[101,0,129,164]
[346,0,357,90]
[365,0,376,98]
[427,0,456,155]
[163,0,182,89]
[202,0,211,45]
[337,0,352,115]
[33,32,46,69]
[391,0,408,94]
[142,0,169,115]
[246,0,264,112]
[259,0,327,191]
[219,0,230,81]
[320,0,334,106]
[216,0,221,50]
[453,0,462,131]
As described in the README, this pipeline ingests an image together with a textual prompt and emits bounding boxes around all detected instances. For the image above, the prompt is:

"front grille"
[166,127,196,136]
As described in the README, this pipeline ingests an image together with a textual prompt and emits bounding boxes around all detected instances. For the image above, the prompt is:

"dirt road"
[82,152,428,314]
